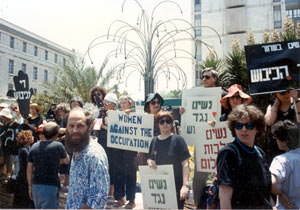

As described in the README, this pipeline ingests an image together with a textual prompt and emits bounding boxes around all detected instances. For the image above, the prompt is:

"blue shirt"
[66,137,110,209]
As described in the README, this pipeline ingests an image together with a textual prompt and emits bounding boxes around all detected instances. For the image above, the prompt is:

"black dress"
[12,147,34,208]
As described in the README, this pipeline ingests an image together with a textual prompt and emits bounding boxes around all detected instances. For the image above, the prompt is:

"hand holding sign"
[7,70,34,119]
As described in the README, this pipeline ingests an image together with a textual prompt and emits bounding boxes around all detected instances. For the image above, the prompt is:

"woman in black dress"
[12,130,34,208]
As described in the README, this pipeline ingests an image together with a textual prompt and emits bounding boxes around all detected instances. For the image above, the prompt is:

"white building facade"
[191,0,300,87]
[0,18,73,98]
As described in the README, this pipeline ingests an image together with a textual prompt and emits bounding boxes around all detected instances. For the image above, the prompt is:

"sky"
[0,0,193,100]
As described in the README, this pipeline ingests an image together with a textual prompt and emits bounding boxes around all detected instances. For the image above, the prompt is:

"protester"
[0,108,20,179]
[46,104,57,122]
[55,103,69,128]
[217,104,273,209]
[10,104,24,125]
[90,86,107,109]
[265,88,300,126]
[12,130,34,208]
[27,122,69,209]
[264,88,300,164]
[69,96,84,109]
[136,93,165,169]
[9,104,24,176]
[22,103,43,142]
[219,84,252,121]
[269,120,300,209]
[95,92,118,208]
[113,95,137,209]
[65,108,109,209]
[144,92,164,136]
[192,67,226,208]
[147,111,190,209]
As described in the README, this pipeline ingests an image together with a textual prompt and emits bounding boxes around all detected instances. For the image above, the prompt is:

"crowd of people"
[0,67,299,209]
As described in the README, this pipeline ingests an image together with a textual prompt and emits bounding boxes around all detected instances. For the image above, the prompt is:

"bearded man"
[65,107,109,209]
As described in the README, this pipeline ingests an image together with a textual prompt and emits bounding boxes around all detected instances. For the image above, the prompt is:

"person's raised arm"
[265,98,280,126]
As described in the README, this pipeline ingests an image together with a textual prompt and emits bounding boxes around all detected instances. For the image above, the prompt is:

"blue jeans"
[32,184,59,209]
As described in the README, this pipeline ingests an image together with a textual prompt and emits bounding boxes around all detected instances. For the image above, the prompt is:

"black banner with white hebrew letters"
[245,40,300,95]
[7,70,34,119]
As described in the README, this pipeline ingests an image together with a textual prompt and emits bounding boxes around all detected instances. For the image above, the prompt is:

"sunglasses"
[201,75,211,80]
[230,95,241,99]
[151,100,161,105]
[279,91,289,95]
[235,122,255,130]
[159,119,172,125]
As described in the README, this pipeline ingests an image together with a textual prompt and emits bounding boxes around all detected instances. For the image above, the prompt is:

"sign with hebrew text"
[107,110,154,153]
[6,70,34,119]
[194,122,234,172]
[181,87,222,145]
[139,165,177,209]
[245,40,300,95]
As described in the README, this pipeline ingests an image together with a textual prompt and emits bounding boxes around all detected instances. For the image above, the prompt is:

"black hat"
[144,93,164,113]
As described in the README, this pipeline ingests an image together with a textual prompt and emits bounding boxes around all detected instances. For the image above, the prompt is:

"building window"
[33,67,38,80]
[23,42,27,53]
[34,46,38,56]
[44,70,48,82]
[55,54,58,63]
[8,84,14,91]
[8,60,14,74]
[10,36,15,48]
[195,0,201,12]
[22,63,26,73]
[195,15,201,36]
[44,90,48,95]
[273,0,280,2]
[274,5,282,29]
[45,50,48,60]
[195,41,201,61]
[63,57,66,66]
[287,9,300,26]
[54,76,57,83]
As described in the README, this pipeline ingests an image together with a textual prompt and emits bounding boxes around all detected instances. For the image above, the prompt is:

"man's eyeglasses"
[159,119,172,125]
[201,75,211,80]
[234,122,255,130]
[151,100,161,105]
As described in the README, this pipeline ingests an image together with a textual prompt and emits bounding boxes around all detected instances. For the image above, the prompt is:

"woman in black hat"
[144,93,164,136]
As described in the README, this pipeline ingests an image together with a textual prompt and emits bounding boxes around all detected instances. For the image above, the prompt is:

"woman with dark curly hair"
[89,86,107,109]
[12,130,34,208]
[217,104,273,209]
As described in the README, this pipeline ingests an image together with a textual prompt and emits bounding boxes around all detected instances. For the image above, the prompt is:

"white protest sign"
[181,87,222,145]
[107,110,154,153]
[194,121,234,172]
[139,165,178,209]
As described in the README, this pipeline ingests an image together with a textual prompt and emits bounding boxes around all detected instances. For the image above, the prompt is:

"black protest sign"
[7,70,34,119]
[245,40,300,95]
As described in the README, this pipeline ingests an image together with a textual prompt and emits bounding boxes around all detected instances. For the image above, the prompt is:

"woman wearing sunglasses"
[144,93,164,136]
[147,111,190,209]
[217,104,273,209]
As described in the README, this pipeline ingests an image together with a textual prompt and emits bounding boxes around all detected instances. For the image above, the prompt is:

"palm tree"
[219,38,248,91]
[32,55,117,110]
